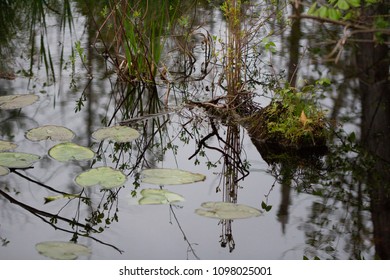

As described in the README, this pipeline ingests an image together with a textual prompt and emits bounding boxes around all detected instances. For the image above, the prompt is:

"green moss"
[247,85,329,150]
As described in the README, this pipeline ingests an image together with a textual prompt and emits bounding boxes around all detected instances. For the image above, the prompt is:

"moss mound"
[245,100,328,163]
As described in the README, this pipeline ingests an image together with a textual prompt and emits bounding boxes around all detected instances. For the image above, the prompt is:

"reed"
[98,0,181,86]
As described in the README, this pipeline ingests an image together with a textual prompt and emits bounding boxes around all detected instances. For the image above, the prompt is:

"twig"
[0,188,123,254]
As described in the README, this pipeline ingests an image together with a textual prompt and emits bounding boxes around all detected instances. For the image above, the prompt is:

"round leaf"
[26,125,75,142]
[0,94,39,109]
[0,166,10,176]
[48,142,94,162]
[35,241,90,260]
[139,188,185,205]
[75,166,127,189]
[141,168,206,185]
[0,140,18,151]
[195,201,262,220]
[92,125,140,143]
[0,152,41,168]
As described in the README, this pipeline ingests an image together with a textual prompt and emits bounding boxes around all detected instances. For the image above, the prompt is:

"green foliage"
[265,81,329,146]
[103,0,182,82]
[261,201,272,212]
[308,0,382,21]
[74,40,86,64]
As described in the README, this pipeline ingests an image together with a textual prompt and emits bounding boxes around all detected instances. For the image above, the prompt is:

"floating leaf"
[75,167,127,189]
[0,166,10,176]
[35,241,90,260]
[26,125,75,142]
[0,94,39,110]
[336,0,350,10]
[0,152,41,168]
[92,125,140,143]
[138,188,185,205]
[48,142,94,162]
[141,168,206,185]
[0,140,18,151]
[44,194,80,204]
[195,202,262,220]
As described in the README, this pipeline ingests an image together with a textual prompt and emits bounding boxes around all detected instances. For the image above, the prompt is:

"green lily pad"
[0,94,39,110]
[0,166,10,176]
[35,241,90,260]
[195,202,262,220]
[26,125,75,142]
[141,168,206,185]
[75,166,127,189]
[48,142,95,162]
[0,140,18,151]
[92,125,140,143]
[139,188,185,205]
[0,152,41,168]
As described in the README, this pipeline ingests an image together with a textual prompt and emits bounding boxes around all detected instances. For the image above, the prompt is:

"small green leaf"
[328,8,341,20]
[307,3,318,15]
[261,201,272,212]
[318,6,329,18]
[347,132,356,142]
[44,194,79,204]
[347,0,360,8]
[337,0,350,10]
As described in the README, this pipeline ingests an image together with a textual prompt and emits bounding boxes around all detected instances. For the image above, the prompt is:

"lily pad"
[195,202,262,220]
[141,168,206,185]
[0,152,41,168]
[35,241,90,260]
[0,140,18,151]
[48,142,94,162]
[138,188,185,205]
[26,125,75,142]
[0,166,10,176]
[92,125,140,143]
[0,94,39,110]
[75,166,127,189]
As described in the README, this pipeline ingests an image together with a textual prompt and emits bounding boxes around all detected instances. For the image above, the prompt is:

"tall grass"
[98,0,181,86]
[221,0,243,102]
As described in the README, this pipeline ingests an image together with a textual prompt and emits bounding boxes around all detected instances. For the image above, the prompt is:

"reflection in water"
[356,2,390,259]
[1,0,389,260]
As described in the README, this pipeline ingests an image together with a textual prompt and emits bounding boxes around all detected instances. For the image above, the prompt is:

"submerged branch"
[10,169,88,199]
[0,188,123,254]
[0,188,92,230]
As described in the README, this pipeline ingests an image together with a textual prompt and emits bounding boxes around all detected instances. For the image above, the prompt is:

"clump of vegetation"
[247,80,330,153]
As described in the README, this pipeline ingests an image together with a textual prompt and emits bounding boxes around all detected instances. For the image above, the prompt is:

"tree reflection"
[1,0,389,260]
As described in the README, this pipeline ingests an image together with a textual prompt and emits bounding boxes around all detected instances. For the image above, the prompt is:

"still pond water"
[0,1,388,260]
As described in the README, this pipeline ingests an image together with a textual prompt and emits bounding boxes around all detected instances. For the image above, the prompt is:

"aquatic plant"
[96,0,181,85]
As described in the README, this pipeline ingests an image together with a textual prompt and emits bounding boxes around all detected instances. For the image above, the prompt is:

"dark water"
[0,0,389,260]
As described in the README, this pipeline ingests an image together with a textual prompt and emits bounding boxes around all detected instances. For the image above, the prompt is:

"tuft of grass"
[97,0,181,85]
